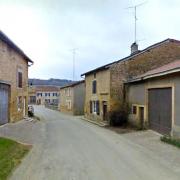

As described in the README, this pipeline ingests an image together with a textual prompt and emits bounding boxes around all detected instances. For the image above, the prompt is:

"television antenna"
[126,1,147,43]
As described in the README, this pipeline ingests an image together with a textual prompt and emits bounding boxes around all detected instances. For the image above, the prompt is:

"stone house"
[0,31,33,125]
[81,39,180,123]
[59,80,85,115]
[126,60,180,137]
[35,86,60,105]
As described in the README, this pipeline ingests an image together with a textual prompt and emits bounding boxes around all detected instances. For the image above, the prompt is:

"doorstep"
[81,117,109,127]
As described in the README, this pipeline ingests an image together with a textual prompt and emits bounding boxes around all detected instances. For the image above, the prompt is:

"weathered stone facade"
[83,39,180,122]
[60,81,85,115]
[0,31,33,123]
[84,69,110,121]
[110,40,180,111]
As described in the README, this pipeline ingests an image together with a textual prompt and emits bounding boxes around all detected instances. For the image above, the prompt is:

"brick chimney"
[131,42,139,55]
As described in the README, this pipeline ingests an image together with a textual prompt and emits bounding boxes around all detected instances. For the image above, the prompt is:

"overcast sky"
[0,0,180,80]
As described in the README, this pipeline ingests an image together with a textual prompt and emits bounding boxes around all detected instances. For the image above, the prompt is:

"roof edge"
[81,38,180,76]
[60,80,85,89]
[0,30,34,64]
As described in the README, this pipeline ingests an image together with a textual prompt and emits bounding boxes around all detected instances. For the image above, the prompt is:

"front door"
[103,101,107,121]
[23,97,26,117]
[139,107,144,128]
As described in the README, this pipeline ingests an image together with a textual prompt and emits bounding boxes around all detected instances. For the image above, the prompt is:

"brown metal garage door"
[148,88,172,135]
[0,84,9,125]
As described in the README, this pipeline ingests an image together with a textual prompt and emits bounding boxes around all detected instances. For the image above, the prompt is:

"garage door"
[0,84,9,125]
[148,88,172,135]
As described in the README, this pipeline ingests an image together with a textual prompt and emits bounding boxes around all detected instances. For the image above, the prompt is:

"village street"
[0,106,179,180]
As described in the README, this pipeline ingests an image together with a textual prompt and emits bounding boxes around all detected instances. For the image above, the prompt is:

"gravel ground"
[0,105,179,180]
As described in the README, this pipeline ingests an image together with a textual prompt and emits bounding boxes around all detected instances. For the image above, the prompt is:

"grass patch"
[160,136,180,149]
[0,137,31,180]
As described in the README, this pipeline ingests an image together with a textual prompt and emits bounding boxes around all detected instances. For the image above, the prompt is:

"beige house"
[59,80,85,115]
[126,61,180,137]
[81,39,180,124]
[28,85,36,104]
[0,31,33,124]
[35,86,60,105]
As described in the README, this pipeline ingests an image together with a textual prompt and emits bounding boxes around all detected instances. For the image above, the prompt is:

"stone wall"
[109,40,180,111]
[0,39,29,122]
[84,69,110,121]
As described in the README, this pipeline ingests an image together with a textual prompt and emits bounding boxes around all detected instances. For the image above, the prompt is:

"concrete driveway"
[1,106,180,180]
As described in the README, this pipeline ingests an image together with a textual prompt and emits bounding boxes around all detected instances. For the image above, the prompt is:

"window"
[45,93,48,97]
[17,96,22,111]
[92,80,97,94]
[53,93,57,96]
[132,105,137,114]
[94,73,96,78]
[17,71,22,88]
[90,100,99,115]
[66,100,71,110]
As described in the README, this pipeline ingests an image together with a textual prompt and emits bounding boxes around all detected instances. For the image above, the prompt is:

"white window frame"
[92,101,97,114]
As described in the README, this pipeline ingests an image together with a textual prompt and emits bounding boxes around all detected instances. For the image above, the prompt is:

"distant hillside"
[28,78,73,87]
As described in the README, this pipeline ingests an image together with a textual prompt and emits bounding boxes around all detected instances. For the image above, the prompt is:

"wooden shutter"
[90,101,92,113]
[18,72,22,88]
[92,81,97,94]
[96,101,100,115]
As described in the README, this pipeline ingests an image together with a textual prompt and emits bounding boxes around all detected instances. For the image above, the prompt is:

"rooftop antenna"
[70,48,78,81]
[126,1,147,43]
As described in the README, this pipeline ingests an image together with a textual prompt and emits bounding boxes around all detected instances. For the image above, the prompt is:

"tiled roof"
[60,80,85,89]
[127,60,180,83]
[0,30,33,64]
[35,85,60,92]
[81,38,180,76]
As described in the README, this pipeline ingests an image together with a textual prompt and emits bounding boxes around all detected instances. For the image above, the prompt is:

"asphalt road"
[10,106,180,180]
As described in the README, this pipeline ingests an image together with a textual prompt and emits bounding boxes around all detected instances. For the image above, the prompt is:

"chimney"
[131,42,139,55]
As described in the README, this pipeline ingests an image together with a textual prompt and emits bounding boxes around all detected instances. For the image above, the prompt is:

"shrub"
[109,110,127,126]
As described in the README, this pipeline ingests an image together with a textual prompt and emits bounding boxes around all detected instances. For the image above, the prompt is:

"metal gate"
[0,83,9,125]
[148,88,172,135]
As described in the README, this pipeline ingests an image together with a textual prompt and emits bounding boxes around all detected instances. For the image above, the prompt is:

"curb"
[81,117,109,127]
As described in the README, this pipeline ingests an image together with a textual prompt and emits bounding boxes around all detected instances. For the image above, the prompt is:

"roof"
[81,38,180,76]
[60,80,85,89]
[0,30,33,64]
[126,60,180,83]
[34,85,60,92]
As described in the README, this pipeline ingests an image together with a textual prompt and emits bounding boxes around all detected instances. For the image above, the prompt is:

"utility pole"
[126,2,147,43]
[70,48,78,81]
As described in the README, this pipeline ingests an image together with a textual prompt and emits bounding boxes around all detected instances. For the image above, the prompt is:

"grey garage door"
[0,84,9,125]
[148,88,172,135]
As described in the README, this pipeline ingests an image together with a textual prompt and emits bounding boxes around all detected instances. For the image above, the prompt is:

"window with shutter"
[96,101,100,115]
[92,80,97,94]
[18,72,22,88]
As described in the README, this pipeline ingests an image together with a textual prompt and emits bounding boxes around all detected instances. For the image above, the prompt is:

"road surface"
[9,106,180,180]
